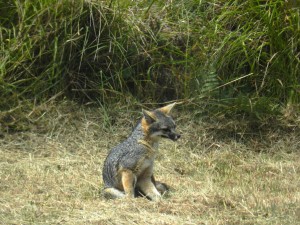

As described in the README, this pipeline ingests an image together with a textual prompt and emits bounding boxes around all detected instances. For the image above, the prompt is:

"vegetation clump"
[0,0,299,129]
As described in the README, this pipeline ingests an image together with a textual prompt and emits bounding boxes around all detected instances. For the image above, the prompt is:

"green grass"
[0,0,299,129]
[214,0,300,103]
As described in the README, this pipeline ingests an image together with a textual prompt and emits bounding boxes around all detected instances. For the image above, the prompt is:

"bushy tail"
[103,187,125,199]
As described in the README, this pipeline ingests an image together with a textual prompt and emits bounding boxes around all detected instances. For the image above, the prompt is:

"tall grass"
[0,0,299,126]
[212,0,300,117]
[1,0,131,106]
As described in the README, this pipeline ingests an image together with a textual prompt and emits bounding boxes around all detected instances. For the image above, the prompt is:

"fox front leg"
[151,175,168,195]
[137,178,161,201]
[137,168,161,201]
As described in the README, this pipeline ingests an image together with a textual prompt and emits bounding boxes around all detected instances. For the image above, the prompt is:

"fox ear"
[159,102,176,115]
[142,109,157,124]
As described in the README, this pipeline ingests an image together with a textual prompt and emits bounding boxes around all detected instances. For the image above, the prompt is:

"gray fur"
[102,106,180,199]
[102,123,146,188]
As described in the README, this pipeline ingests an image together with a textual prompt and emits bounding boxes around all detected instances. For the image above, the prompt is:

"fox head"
[141,102,181,141]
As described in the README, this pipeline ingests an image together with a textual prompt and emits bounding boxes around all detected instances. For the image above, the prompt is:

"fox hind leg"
[103,170,137,199]
[121,169,136,198]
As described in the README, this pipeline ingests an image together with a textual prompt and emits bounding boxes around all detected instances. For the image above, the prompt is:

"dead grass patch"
[0,102,299,224]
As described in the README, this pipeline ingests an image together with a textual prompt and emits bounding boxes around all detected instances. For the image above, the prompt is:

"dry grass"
[0,102,300,224]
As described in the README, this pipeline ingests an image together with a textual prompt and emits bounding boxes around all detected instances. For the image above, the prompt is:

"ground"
[0,102,299,224]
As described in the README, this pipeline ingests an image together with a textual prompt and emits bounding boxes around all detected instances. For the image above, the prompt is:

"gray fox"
[102,103,180,201]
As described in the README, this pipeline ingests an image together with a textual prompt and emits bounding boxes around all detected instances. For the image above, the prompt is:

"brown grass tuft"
[0,102,299,224]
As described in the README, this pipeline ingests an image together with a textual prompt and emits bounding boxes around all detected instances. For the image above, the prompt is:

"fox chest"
[134,157,155,177]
